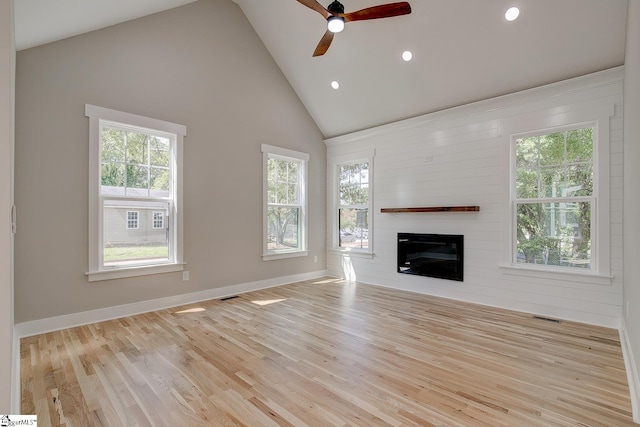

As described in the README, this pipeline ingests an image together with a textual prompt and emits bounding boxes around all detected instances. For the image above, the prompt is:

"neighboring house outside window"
[512,125,596,271]
[86,104,186,281]
[329,150,374,255]
[261,144,309,260]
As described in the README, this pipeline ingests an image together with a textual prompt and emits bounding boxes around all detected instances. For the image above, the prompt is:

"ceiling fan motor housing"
[327,1,345,14]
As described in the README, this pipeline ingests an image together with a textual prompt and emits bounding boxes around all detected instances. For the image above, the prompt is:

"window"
[330,150,374,254]
[338,162,370,249]
[152,211,164,229]
[513,125,595,270]
[86,104,186,281]
[126,211,139,229]
[262,144,308,260]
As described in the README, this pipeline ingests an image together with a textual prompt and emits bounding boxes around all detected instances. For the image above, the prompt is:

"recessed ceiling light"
[402,50,413,62]
[331,81,340,89]
[505,6,520,21]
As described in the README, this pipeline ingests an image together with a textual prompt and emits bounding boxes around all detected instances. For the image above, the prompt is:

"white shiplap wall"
[326,67,624,328]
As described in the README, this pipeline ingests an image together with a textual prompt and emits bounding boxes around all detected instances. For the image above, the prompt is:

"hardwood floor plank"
[21,279,635,426]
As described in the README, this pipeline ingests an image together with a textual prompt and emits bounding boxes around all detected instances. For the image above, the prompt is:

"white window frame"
[329,149,375,256]
[126,211,140,229]
[261,144,309,260]
[503,103,612,281]
[152,211,164,229]
[86,104,186,281]
[511,124,596,269]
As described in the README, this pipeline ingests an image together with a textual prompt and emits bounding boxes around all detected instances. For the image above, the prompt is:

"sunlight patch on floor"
[175,307,206,314]
[251,299,286,306]
[312,278,340,284]
[342,281,356,306]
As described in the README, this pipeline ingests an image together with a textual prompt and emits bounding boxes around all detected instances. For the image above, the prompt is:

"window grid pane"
[268,157,301,205]
[339,162,369,206]
[100,124,173,199]
[267,206,301,251]
[339,208,369,249]
[515,128,593,200]
[516,201,591,268]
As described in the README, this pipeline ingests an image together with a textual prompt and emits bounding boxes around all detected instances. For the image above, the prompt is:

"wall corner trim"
[620,319,640,423]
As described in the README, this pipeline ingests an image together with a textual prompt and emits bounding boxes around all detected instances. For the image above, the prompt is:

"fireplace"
[397,233,464,281]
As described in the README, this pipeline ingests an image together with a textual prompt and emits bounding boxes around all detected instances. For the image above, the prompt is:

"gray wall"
[14,0,326,323]
[624,0,640,413]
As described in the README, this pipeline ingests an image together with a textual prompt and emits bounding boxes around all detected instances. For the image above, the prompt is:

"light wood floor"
[21,278,635,426]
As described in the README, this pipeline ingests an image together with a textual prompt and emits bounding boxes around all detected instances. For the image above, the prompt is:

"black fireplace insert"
[397,233,464,281]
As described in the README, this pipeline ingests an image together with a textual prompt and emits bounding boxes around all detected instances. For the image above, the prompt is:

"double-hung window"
[330,150,374,254]
[512,125,595,270]
[86,105,185,281]
[262,144,308,260]
[338,162,370,250]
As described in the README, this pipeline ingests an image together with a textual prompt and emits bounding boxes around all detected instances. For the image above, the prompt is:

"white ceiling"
[14,0,629,138]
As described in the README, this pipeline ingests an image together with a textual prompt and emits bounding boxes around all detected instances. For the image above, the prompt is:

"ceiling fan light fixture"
[297,0,412,56]
[327,16,345,33]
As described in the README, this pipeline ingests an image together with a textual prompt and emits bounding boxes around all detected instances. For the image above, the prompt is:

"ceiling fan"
[296,0,412,57]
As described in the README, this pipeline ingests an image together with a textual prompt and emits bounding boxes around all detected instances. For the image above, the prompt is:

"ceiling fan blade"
[342,2,411,22]
[313,30,335,57]
[296,0,331,19]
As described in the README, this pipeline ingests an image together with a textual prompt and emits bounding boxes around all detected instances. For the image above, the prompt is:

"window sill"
[86,262,186,282]
[499,263,612,286]
[329,248,375,259]
[262,250,309,261]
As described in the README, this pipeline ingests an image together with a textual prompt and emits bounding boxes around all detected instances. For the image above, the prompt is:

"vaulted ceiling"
[14,0,629,138]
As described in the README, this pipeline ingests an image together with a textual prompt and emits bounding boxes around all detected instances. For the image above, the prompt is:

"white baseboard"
[11,331,19,414]
[620,318,640,424]
[15,270,330,338]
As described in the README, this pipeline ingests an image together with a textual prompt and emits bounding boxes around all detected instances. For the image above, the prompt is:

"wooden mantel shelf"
[380,206,480,213]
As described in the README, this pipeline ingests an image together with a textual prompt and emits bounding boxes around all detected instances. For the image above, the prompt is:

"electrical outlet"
[314,255,318,263]
[183,271,189,281]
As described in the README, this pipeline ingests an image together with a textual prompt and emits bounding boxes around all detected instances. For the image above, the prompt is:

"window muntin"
[262,145,308,259]
[338,161,370,250]
[513,126,594,270]
[86,104,185,280]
